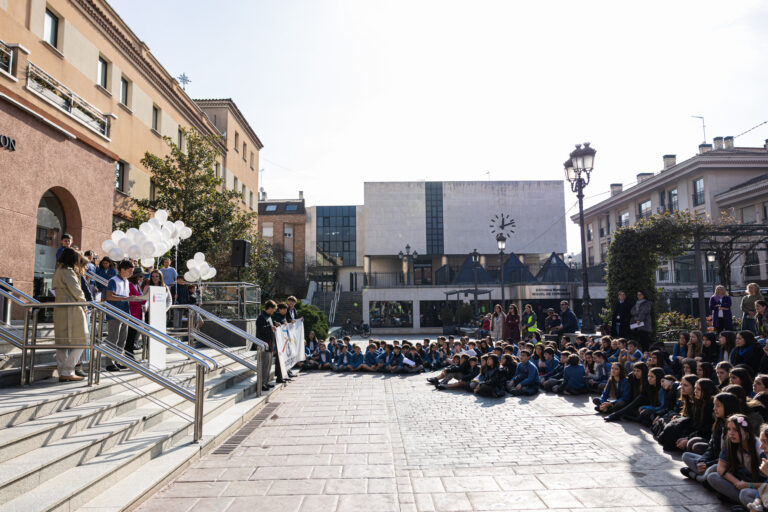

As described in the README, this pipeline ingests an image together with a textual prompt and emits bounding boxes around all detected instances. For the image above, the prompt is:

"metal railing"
[170,304,267,396]
[0,280,219,442]
[0,38,12,75]
[328,282,341,325]
[26,61,110,137]
[199,281,261,320]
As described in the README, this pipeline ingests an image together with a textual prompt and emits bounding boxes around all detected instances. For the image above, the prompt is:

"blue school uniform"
[364,351,379,367]
[606,349,621,363]
[512,360,539,389]
[628,348,644,363]
[542,356,560,375]
[389,353,404,369]
[595,361,612,385]
[672,344,688,361]
[599,377,631,404]
[377,351,393,366]
[317,349,332,365]
[562,364,586,392]
[542,361,564,381]
[334,352,352,367]
[640,382,678,414]
[425,351,441,368]
[349,352,364,369]
[305,340,319,356]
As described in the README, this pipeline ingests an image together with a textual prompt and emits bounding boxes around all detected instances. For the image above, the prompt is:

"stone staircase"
[333,291,362,326]
[0,323,57,386]
[0,345,279,512]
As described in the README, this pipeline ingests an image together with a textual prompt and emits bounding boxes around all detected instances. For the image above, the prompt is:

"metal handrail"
[85,271,109,286]
[91,302,218,371]
[174,304,268,351]
[329,282,341,325]
[0,280,37,304]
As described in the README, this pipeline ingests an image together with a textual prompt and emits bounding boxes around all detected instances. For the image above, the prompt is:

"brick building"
[257,193,306,275]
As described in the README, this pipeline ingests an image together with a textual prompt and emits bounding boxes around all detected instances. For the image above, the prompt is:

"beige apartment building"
[573,137,768,296]
[0,0,260,300]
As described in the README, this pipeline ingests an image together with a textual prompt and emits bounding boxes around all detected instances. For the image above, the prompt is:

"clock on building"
[489,213,515,238]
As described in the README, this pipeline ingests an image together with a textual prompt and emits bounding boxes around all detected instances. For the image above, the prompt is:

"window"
[262,222,274,238]
[115,161,125,192]
[659,190,666,210]
[286,204,298,211]
[588,247,594,266]
[586,224,593,242]
[177,128,183,150]
[44,9,59,48]
[742,205,757,224]
[234,132,239,151]
[119,77,129,106]
[284,225,294,238]
[233,177,239,195]
[284,251,294,263]
[215,162,220,179]
[242,142,247,159]
[638,199,652,219]
[745,251,760,277]
[149,180,156,201]
[249,191,254,209]
[315,205,356,267]
[265,204,277,212]
[619,211,629,228]
[96,57,108,89]
[221,167,227,188]
[599,219,605,238]
[668,188,679,211]
[250,152,255,169]
[242,184,246,202]
[151,105,160,131]
[763,203,768,223]
[693,178,705,206]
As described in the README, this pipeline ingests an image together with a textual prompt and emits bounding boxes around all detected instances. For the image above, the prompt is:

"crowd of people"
[50,233,202,381]
[297,299,768,511]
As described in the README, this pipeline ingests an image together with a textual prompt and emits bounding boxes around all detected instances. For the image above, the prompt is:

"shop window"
[369,301,413,328]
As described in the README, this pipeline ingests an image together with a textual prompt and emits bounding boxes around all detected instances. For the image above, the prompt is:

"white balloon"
[149,218,162,229]
[141,258,155,268]
[126,227,139,239]
[183,271,195,282]
[204,268,217,280]
[174,220,185,230]
[180,227,192,239]
[193,252,205,263]
[160,227,172,240]
[111,230,125,243]
[108,248,123,261]
[186,259,196,270]
[117,237,132,252]
[155,209,168,222]
[133,232,146,245]
[128,244,142,259]
[139,222,152,234]
[142,241,156,258]
[188,268,201,281]
[101,240,116,252]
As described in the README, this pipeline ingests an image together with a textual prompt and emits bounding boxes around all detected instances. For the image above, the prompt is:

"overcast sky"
[112,0,768,253]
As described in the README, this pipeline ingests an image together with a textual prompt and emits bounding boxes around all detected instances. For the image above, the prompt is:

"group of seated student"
[299,326,768,510]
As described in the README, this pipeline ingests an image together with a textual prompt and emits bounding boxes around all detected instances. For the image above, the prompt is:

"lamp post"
[496,234,506,310]
[398,244,418,286]
[564,142,597,334]
[471,248,479,317]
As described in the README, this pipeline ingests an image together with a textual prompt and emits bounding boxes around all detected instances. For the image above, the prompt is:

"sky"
[111,0,768,253]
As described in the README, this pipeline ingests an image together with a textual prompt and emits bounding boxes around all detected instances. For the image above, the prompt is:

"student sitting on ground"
[475,354,507,398]
[349,345,365,371]
[594,363,631,415]
[587,351,611,393]
[554,353,587,395]
[376,344,394,371]
[387,345,405,373]
[403,345,424,373]
[332,345,353,372]
[358,344,379,372]
[436,356,479,391]
[507,350,539,396]
[424,343,442,370]
[541,351,566,393]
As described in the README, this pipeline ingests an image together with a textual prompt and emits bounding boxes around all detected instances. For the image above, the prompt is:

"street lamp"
[398,244,418,285]
[471,248,480,317]
[564,142,597,334]
[496,233,506,310]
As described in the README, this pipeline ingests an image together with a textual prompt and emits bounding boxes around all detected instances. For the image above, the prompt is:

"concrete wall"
[364,182,427,255]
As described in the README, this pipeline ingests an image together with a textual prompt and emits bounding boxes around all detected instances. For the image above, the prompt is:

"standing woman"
[505,304,520,342]
[741,283,764,335]
[630,290,653,351]
[710,285,733,334]
[124,268,146,360]
[142,269,172,324]
[490,304,505,342]
[51,248,89,382]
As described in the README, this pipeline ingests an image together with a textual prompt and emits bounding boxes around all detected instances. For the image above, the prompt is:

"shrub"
[656,311,699,332]
[295,301,329,340]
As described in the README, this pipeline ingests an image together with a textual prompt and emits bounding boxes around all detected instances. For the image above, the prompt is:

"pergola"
[444,288,492,331]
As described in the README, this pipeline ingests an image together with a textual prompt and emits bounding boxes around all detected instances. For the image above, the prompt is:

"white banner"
[275,318,306,377]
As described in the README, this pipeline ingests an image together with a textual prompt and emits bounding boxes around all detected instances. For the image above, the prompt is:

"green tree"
[295,301,330,339]
[126,128,277,289]
[605,211,704,337]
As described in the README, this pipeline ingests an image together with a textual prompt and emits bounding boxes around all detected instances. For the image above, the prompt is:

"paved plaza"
[138,371,729,512]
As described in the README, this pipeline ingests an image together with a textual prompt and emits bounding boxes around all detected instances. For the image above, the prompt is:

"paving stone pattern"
[138,371,729,512]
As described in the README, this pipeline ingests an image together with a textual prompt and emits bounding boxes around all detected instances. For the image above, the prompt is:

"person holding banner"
[256,300,282,390]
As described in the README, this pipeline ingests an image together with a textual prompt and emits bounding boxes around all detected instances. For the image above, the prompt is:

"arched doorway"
[33,190,67,301]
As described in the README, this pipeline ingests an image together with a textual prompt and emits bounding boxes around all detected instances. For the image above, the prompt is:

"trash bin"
[0,277,12,324]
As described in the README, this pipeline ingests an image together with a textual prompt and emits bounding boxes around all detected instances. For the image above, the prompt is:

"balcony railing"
[26,61,110,137]
[0,39,12,75]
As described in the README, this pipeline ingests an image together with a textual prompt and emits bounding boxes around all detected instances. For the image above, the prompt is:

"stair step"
[0,363,257,503]
[0,373,272,512]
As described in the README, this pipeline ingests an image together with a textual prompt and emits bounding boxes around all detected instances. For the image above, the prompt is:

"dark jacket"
[611,300,631,338]
[630,299,652,333]
[256,311,276,351]
[560,308,578,333]
[730,344,763,374]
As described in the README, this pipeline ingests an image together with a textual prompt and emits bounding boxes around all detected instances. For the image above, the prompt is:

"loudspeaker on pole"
[231,239,251,267]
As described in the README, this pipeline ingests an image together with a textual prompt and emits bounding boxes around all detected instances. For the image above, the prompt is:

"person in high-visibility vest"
[521,304,537,337]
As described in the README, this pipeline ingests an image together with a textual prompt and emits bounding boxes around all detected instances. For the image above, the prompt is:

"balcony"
[0,39,12,75]
[26,61,110,138]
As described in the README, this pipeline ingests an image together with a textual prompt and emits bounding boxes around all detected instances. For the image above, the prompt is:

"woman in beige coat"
[490,304,506,341]
[52,248,88,381]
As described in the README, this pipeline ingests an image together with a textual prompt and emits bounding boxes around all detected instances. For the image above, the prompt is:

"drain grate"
[212,401,281,455]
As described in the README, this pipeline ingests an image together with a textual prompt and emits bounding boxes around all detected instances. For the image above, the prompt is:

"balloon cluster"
[185,252,217,282]
[100,209,192,266]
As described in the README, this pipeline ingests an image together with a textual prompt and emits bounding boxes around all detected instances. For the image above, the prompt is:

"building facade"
[0,0,260,300]
[573,137,768,309]
[258,194,307,274]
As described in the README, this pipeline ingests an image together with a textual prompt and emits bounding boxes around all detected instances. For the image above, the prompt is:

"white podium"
[147,285,167,370]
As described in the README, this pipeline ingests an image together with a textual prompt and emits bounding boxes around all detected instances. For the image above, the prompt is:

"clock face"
[489,213,515,237]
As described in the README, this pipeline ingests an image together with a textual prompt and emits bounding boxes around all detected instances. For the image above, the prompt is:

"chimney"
[713,136,724,150]
[724,136,734,150]
[764,139,768,151]
[610,183,623,196]
[663,154,676,170]
[699,143,713,154]
[636,172,654,183]
[298,190,304,200]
